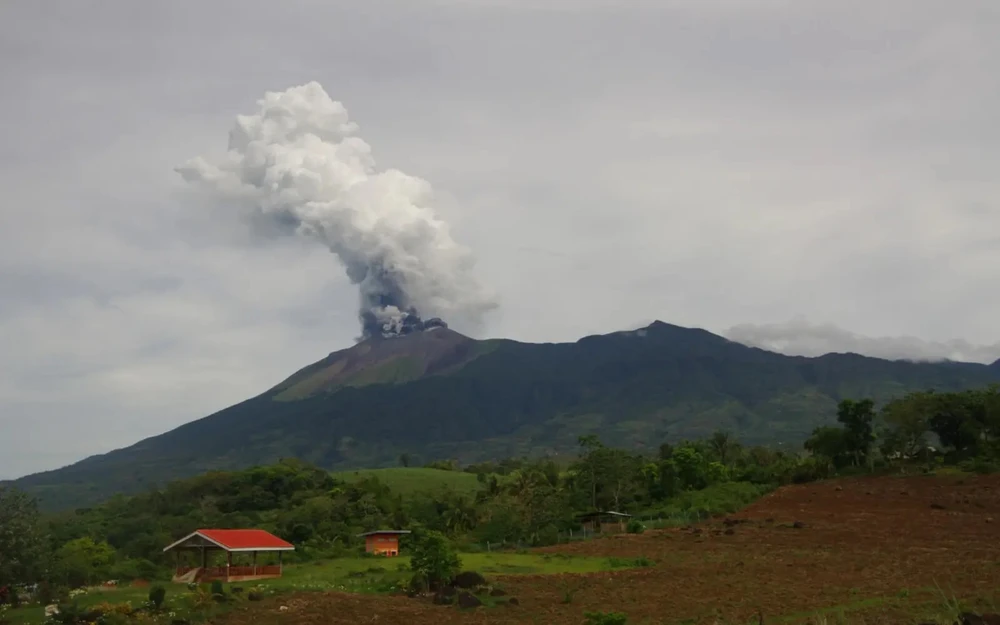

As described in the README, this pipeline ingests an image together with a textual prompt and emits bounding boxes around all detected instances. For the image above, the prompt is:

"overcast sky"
[2,0,998,479]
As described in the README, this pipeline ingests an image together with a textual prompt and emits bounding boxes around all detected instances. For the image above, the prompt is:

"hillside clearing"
[4,553,631,624]
[208,474,1000,625]
[328,467,481,496]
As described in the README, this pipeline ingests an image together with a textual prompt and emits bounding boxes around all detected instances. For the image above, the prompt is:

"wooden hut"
[576,511,632,534]
[357,530,411,556]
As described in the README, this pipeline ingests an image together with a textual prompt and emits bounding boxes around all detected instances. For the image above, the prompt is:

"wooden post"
[200,547,207,568]
[278,551,283,576]
[252,551,257,577]
[226,551,232,582]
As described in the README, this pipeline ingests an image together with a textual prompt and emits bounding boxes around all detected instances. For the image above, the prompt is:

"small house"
[163,529,294,583]
[576,511,632,534]
[357,530,411,556]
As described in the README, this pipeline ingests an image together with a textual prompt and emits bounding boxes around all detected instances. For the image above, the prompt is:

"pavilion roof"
[163,529,295,553]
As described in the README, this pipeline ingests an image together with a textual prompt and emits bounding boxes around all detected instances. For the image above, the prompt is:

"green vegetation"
[3,552,624,625]
[1,385,998,623]
[330,467,481,497]
[0,488,47,589]
[13,322,1000,510]
[407,529,461,590]
[584,612,629,625]
[639,481,774,527]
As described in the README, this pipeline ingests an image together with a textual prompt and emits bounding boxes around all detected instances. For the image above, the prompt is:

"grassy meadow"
[329,467,483,496]
[6,552,643,624]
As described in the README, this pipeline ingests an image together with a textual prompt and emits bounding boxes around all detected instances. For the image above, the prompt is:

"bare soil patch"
[212,474,1000,624]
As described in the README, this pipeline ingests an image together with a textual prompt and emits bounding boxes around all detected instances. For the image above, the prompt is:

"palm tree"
[709,430,738,465]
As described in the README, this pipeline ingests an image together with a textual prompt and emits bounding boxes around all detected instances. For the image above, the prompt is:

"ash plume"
[176,82,497,339]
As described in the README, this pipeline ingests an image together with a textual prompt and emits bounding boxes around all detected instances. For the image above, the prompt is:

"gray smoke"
[176,82,497,339]
[726,316,1000,364]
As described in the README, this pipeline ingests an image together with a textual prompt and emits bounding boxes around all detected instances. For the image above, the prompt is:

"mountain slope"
[12,321,1000,510]
[268,327,491,400]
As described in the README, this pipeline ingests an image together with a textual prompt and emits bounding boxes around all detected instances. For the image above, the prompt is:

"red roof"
[168,530,295,551]
[196,529,293,551]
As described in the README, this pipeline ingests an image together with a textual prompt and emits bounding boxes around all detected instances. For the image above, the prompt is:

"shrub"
[92,601,134,617]
[98,613,131,625]
[451,571,487,589]
[37,581,58,606]
[407,572,429,596]
[584,611,628,625]
[961,457,999,475]
[626,519,645,534]
[53,602,101,625]
[408,530,461,589]
[148,585,166,611]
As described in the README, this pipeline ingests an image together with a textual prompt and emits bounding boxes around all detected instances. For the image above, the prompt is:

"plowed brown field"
[213,474,1000,625]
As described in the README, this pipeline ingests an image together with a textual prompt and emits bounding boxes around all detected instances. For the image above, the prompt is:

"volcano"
[11,320,1000,511]
[270,323,482,400]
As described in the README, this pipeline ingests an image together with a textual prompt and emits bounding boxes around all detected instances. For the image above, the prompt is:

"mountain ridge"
[9,320,1000,510]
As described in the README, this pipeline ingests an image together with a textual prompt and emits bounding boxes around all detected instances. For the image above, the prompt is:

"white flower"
[45,604,60,617]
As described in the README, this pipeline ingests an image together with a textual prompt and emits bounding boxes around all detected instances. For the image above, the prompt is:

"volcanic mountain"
[11,321,1000,510]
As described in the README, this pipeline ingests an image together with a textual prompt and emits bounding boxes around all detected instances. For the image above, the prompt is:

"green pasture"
[5,551,636,624]
[329,467,483,496]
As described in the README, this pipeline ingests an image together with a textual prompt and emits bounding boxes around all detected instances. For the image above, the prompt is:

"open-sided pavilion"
[163,529,294,583]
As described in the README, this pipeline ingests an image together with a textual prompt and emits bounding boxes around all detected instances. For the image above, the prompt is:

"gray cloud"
[726,317,1000,364]
[1,0,998,478]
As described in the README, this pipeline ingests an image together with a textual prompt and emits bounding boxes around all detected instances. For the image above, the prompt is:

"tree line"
[1,385,998,598]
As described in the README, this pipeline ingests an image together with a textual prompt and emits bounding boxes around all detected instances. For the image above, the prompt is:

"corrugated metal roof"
[163,529,295,552]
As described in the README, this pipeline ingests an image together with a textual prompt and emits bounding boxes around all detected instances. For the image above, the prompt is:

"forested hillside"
[11,322,1000,510]
[3,385,998,592]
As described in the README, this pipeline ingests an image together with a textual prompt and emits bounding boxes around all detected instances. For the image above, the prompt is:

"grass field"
[329,467,482,496]
[4,552,636,624]
[11,474,1000,625]
[201,473,1000,625]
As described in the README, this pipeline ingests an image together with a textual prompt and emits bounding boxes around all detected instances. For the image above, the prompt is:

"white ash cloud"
[176,81,498,339]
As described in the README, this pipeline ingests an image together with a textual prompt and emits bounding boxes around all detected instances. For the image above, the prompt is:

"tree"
[440,495,477,535]
[55,537,115,587]
[982,385,1000,444]
[928,392,981,453]
[804,426,851,469]
[708,430,739,465]
[669,445,708,490]
[603,450,643,510]
[408,529,461,589]
[576,435,604,510]
[880,392,932,459]
[0,487,48,587]
[836,398,876,465]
